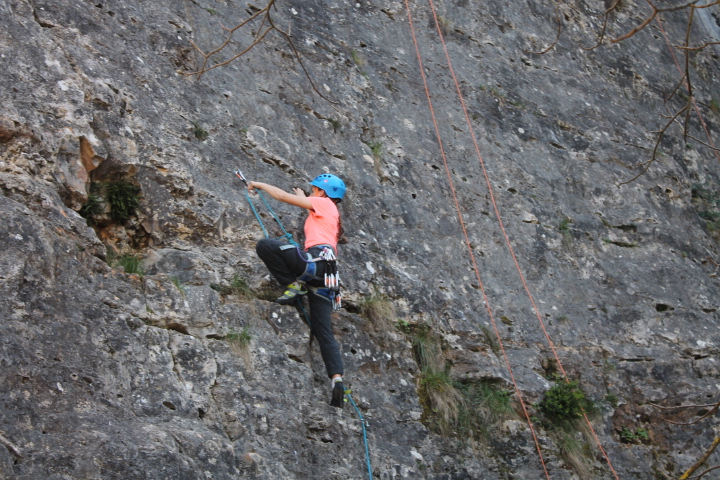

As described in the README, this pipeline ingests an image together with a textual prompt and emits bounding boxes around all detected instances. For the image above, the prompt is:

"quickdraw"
[316,246,341,310]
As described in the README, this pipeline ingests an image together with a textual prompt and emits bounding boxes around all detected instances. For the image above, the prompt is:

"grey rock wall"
[1,0,720,478]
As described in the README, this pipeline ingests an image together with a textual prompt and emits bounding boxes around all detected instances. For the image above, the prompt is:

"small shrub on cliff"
[692,182,720,236]
[79,193,103,226]
[619,426,649,444]
[191,121,209,140]
[539,378,595,428]
[106,180,141,223]
[171,277,187,297]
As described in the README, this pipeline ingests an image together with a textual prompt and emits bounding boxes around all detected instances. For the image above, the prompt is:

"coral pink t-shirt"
[304,196,339,251]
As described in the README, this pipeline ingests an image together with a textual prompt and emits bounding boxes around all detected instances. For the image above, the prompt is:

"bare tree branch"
[179,0,338,104]
[610,0,711,43]
[676,40,720,50]
[686,135,720,152]
[268,19,339,104]
[690,465,720,479]
[618,105,689,186]
[666,400,720,426]
[708,257,720,278]
[0,432,22,459]
[650,402,720,410]
[525,3,562,54]
[579,0,621,51]
[679,437,720,480]
[189,4,274,78]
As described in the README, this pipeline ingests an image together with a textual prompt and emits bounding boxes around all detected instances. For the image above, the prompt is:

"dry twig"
[529,0,720,184]
[180,0,337,104]
[689,464,720,479]
[0,432,22,459]
[525,3,562,54]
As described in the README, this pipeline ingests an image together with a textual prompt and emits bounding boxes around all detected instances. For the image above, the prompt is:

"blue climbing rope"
[244,188,297,246]
[234,168,372,478]
[346,392,373,480]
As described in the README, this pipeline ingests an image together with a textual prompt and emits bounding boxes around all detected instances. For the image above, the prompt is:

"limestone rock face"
[1,0,720,478]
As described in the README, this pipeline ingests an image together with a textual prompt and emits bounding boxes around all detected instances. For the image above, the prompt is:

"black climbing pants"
[255,238,344,378]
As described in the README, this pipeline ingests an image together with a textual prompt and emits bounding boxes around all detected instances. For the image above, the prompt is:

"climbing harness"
[277,243,342,310]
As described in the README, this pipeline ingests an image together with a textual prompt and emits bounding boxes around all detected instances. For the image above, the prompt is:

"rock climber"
[248,174,347,408]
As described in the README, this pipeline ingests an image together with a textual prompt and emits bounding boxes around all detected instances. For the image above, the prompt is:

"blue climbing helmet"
[310,174,346,201]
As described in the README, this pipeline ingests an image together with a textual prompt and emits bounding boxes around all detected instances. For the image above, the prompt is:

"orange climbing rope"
[402,1,551,478]
[403,0,623,478]
[420,1,621,477]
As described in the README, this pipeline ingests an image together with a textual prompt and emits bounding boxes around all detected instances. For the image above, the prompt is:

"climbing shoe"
[330,381,345,409]
[275,282,307,305]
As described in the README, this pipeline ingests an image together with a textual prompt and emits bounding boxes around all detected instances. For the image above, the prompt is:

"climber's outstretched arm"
[248,181,313,210]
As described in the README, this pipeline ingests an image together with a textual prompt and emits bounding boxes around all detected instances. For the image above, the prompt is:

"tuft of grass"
[212,274,254,300]
[205,8,218,15]
[556,430,593,478]
[359,294,396,331]
[106,180,141,223]
[226,326,252,364]
[350,49,366,68]
[111,253,144,275]
[456,380,516,442]
[191,121,209,141]
[171,277,186,296]
[79,193,104,226]
[420,367,463,429]
[399,322,462,434]
[559,216,572,233]
[410,324,443,372]
[227,327,252,348]
[367,140,383,158]
[710,98,719,114]
[480,325,501,356]
[435,15,453,36]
